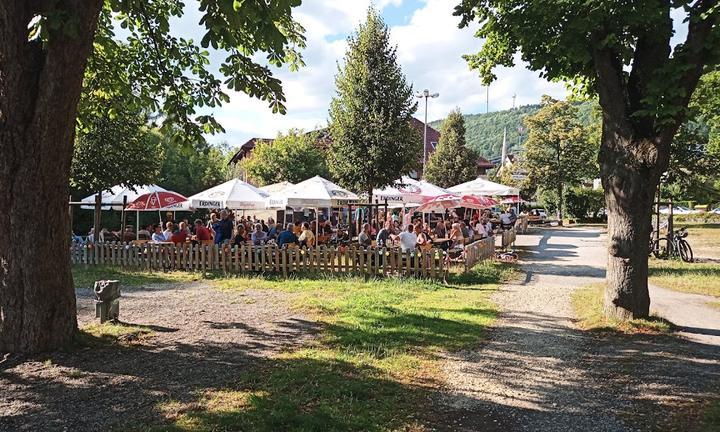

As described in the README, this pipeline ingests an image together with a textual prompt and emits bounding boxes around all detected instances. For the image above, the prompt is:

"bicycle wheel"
[652,238,670,259]
[678,239,694,263]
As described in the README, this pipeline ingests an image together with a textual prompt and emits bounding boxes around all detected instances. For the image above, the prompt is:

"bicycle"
[650,226,693,263]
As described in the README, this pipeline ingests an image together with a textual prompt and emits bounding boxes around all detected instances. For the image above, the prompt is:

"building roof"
[476,156,495,169]
[410,117,441,155]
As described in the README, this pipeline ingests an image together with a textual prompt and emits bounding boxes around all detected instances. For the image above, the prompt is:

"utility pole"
[486,86,489,113]
[416,88,439,177]
[512,94,517,110]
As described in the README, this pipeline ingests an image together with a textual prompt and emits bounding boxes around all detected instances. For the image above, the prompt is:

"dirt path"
[0,282,319,431]
[441,227,720,432]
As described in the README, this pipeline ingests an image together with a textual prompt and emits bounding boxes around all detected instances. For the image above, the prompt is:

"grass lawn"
[572,284,673,334]
[683,223,720,259]
[648,258,720,298]
[144,262,515,431]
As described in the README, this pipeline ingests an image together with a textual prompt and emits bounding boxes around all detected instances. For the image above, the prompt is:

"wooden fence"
[70,242,447,279]
[463,237,496,272]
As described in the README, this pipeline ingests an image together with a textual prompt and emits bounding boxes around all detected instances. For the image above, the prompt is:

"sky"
[179,0,688,147]
[173,0,565,147]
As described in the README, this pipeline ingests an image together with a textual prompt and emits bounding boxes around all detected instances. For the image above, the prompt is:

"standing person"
[358,223,372,248]
[399,224,418,252]
[215,210,234,244]
[298,222,315,248]
[193,219,212,242]
[277,223,299,248]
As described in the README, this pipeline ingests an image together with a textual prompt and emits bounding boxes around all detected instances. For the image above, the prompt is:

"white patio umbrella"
[267,176,358,241]
[260,181,294,195]
[448,177,520,196]
[81,184,167,210]
[267,176,358,209]
[187,178,269,210]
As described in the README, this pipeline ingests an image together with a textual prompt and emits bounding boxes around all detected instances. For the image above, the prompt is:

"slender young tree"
[328,8,420,198]
[455,0,720,320]
[425,109,479,188]
[522,97,597,224]
[0,1,304,353]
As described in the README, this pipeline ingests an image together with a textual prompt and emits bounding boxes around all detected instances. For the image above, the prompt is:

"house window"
[430,141,437,150]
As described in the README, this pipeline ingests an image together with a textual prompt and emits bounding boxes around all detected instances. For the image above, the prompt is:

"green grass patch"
[72,265,203,288]
[700,399,720,432]
[648,258,720,298]
[74,322,156,347]
[149,262,514,431]
[572,284,673,334]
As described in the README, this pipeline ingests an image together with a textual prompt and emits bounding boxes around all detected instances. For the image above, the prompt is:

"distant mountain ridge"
[430,101,596,160]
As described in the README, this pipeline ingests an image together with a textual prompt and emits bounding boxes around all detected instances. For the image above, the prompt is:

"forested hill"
[430,101,596,160]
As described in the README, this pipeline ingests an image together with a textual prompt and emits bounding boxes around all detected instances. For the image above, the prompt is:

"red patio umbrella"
[501,196,523,204]
[125,191,188,211]
[416,194,497,213]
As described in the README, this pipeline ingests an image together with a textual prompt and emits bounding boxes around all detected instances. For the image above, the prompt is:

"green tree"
[522,97,597,224]
[158,134,230,197]
[455,0,720,320]
[0,1,304,353]
[328,8,420,197]
[240,130,329,186]
[425,110,478,188]
[71,110,163,193]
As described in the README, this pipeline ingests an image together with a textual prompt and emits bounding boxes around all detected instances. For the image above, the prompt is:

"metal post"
[120,195,127,240]
[94,193,102,242]
[423,96,428,173]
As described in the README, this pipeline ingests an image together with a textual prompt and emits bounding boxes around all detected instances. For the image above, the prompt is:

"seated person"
[170,222,188,244]
[232,225,247,246]
[415,223,432,251]
[251,223,267,245]
[399,224,418,252]
[358,223,372,248]
[137,224,152,240]
[151,224,166,243]
[376,222,394,248]
[193,219,212,242]
[449,223,464,247]
[293,221,303,236]
[298,222,315,247]
[163,221,174,241]
[277,223,299,248]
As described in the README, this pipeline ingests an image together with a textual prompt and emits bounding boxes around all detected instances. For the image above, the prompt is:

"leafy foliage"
[241,129,330,186]
[425,110,478,188]
[76,0,306,144]
[565,187,606,220]
[71,110,162,193]
[328,8,420,195]
[522,97,597,220]
[157,134,230,197]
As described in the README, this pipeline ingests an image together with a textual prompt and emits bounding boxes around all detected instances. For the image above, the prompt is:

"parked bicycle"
[649,226,693,262]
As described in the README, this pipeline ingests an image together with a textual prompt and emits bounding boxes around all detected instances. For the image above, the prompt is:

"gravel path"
[0,281,319,431]
[440,227,720,432]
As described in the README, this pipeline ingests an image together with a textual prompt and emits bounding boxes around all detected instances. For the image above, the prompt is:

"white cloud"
[207,0,566,145]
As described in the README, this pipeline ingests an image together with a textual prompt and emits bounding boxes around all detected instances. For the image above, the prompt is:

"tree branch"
[591,37,631,140]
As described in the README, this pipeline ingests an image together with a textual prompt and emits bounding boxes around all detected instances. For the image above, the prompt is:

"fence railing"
[501,228,517,248]
[71,242,447,279]
[464,237,496,272]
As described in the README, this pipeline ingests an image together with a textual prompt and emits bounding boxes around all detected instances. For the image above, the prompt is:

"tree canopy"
[241,130,330,186]
[328,8,420,196]
[522,97,597,222]
[425,110,479,188]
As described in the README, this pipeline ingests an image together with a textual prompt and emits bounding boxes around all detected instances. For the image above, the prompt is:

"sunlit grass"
[572,284,673,334]
[147,262,516,431]
[72,265,203,288]
[648,259,720,298]
[75,322,156,347]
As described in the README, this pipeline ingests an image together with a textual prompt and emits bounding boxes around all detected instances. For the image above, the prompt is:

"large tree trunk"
[0,1,103,353]
[600,131,664,320]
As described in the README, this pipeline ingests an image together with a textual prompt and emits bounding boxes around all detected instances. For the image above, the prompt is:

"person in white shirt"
[398,224,418,252]
[484,217,494,237]
[151,224,167,243]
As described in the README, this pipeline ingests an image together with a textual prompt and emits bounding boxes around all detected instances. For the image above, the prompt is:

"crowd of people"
[81,206,519,253]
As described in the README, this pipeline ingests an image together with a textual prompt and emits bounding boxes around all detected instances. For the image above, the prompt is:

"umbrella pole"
[136,210,140,240]
[316,208,319,246]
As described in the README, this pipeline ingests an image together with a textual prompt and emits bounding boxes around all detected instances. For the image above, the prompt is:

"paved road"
[440,227,720,432]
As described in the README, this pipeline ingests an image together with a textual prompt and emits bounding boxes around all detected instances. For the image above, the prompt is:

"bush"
[566,187,605,220]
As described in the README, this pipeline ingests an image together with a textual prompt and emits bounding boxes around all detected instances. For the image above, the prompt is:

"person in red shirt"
[194,219,212,241]
[170,221,189,244]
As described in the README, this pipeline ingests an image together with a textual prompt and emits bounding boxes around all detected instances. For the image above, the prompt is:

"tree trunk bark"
[557,182,563,226]
[0,1,103,353]
[600,133,662,320]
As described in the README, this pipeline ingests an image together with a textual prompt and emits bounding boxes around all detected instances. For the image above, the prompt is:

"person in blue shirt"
[276,223,299,248]
[214,209,234,244]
